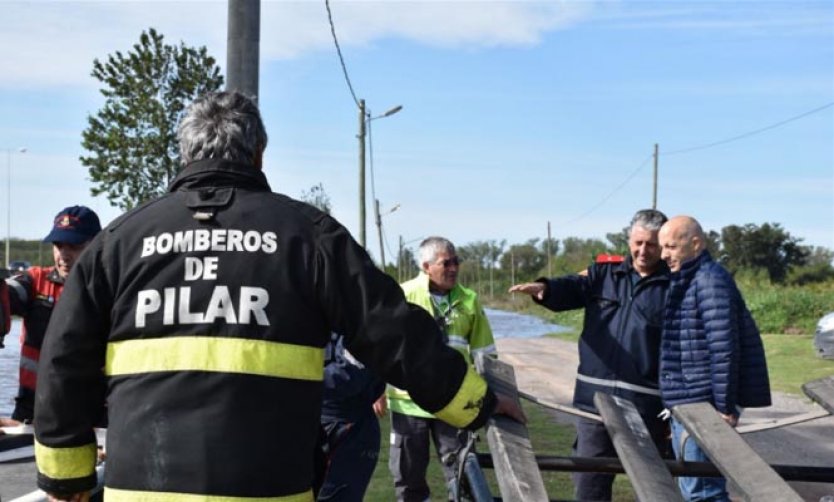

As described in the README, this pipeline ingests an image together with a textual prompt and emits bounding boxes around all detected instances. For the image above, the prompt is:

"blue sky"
[1,1,832,263]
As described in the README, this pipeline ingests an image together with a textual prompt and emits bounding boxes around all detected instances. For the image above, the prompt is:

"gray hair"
[177,91,268,166]
[418,236,455,266]
[630,209,668,233]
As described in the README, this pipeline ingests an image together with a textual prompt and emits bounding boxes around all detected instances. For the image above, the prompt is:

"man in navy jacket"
[659,215,771,502]
[510,209,670,502]
[318,332,385,501]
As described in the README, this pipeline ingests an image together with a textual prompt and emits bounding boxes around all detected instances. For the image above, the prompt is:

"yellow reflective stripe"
[433,366,488,428]
[35,440,96,480]
[106,337,324,381]
[105,487,313,502]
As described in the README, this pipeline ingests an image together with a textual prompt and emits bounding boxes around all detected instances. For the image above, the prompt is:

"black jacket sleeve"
[33,238,110,495]
[534,271,593,312]
[312,214,496,430]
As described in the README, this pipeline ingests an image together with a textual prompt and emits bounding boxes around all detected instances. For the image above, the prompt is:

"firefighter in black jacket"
[34,91,523,502]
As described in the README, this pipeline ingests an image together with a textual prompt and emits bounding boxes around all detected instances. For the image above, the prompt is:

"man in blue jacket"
[659,215,771,502]
[318,332,385,501]
[510,208,670,502]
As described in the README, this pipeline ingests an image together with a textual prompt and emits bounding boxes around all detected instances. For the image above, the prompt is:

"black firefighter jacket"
[535,257,669,421]
[34,159,496,501]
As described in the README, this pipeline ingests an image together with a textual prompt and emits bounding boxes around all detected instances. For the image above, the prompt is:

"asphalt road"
[496,336,834,501]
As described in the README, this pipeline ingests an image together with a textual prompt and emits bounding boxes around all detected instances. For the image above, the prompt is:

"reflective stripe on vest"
[433,365,488,428]
[104,487,314,502]
[35,440,97,480]
[576,373,661,397]
[106,337,325,381]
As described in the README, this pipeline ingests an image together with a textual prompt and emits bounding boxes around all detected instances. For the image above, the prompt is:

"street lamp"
[5,147,27,269]
[357,100,402,248]
[374,200,400,268]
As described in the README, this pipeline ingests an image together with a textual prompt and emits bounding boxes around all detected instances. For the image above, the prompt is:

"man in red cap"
[0,205,101,424]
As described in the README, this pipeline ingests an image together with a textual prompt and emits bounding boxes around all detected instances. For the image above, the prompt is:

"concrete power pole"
[227,0,260,101]
[357,99,367,248]
[547,221,552,278]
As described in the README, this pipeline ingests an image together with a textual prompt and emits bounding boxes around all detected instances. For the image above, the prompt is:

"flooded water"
[0,310,566,417]
[485,308,570,339]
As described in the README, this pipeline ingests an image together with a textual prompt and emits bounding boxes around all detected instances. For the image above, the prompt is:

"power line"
[559,101,833,226]
[665,101,834,156]
[324,0,360,108]
[559,154,653,227]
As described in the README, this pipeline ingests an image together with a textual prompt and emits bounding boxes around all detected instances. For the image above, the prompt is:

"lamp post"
[5,147,27,269]
[357,102,402,248]
[374,200,400,268]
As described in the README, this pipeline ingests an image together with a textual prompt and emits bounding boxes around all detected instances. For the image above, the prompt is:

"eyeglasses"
[436,256,461,268]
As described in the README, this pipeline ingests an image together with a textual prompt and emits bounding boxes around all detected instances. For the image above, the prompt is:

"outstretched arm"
[508,282,546,300]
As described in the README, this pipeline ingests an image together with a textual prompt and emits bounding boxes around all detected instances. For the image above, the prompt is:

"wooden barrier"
[594,393,683,501]
[476,355,548,502]
[802,375,834,414]
[672,402,803,502]
[468,357,831,501]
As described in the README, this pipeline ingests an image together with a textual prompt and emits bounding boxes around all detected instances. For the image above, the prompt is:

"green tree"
[720,223,808,283]
[786,246,834,285]
[81,28,224,210]
[500,239,546,280]
[299,183,332,214]
[605,227,629,255]
[703,229,721,259]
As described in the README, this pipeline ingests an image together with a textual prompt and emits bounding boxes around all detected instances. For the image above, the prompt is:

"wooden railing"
[464,357,834,502]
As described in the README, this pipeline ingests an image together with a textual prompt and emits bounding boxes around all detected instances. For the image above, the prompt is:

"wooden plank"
[594,393,683,502]
[802,376,834,414]
[672,402,803,502]
[476,355,548,502]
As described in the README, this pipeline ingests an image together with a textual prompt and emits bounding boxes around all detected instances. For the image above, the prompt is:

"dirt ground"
[496,336,834,501]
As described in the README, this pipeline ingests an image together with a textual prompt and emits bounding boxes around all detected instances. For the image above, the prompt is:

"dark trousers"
[572,414,670,502]
[318,415,381,502]
[389,411,465,502]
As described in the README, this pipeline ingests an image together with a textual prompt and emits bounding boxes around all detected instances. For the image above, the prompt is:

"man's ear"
[692,235,704,252]
[420,261,430,273]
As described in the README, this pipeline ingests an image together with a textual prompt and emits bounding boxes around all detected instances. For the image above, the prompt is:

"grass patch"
[366,403,636,501]
[761,334,834,394]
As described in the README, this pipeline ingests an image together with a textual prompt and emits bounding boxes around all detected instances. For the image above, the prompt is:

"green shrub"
[739,279,834,334]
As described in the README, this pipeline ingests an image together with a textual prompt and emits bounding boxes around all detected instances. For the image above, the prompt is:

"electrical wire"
[559,154,653,227]
[664,101,834,156]
[559,101,833,225]
[324,0,360,108]
[382,225,396,265]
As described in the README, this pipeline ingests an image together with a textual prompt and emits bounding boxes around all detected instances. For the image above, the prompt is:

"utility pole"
[375,199,385,268]
[547,221,552,277]
[398,235,403,282]
[652,143,659,209]
[226,0,260,101]
[357,99,367,248]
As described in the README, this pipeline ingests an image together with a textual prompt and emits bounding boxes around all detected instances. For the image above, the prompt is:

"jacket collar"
[47,267,64,285]
[167,159,272,193]
[613,255,670,281]
[677,249,711,278]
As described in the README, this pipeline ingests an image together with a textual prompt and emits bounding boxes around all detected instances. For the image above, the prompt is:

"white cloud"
[0,1,593,90]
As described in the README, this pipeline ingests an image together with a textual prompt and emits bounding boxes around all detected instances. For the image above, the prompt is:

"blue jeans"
[671,418,730,502]
[318,415,380,502]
